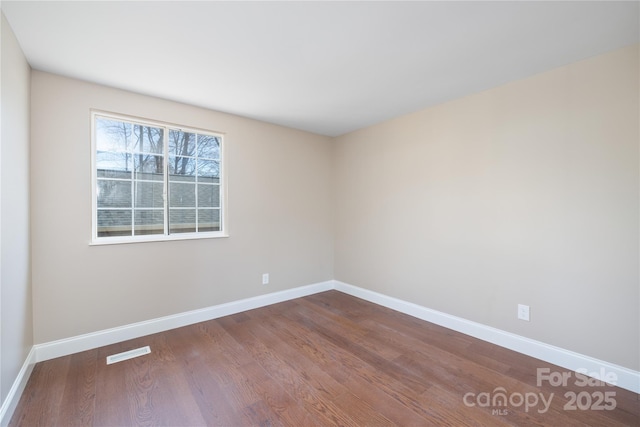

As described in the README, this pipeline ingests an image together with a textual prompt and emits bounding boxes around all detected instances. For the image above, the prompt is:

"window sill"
[89,232,229,246]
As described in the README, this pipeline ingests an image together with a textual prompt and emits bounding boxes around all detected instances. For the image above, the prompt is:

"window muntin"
[92,112,225,243]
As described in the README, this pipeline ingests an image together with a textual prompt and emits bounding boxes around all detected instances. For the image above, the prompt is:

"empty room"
[1,1,638,426]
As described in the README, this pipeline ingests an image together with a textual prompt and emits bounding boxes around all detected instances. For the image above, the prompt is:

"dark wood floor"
[10,290,639,426]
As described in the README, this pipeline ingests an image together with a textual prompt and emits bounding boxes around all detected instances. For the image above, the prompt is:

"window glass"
[92,112,225,243]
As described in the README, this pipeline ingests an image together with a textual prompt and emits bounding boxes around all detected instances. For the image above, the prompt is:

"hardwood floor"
[10,290,639,426]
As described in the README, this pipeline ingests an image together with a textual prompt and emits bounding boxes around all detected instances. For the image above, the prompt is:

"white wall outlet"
[262,273,269,285]
[518,304,530,321]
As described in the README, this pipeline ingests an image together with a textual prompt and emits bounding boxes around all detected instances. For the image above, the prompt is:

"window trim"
[90,110,228,245]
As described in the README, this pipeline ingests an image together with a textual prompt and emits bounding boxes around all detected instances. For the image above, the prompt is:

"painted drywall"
[30,71,333,344]
[334,44,640,371]
[0,13,33,403]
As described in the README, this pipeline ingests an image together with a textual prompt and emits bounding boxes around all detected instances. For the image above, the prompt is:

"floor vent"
[106,346,151,365]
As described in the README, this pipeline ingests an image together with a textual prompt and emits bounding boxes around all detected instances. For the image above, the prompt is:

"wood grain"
[10,291,640,426]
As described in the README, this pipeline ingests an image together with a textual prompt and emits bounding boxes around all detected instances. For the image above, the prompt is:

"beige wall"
[0,13,33,403]
[334,45,640,370]
[20,39,640,374]
[30,72,333,344]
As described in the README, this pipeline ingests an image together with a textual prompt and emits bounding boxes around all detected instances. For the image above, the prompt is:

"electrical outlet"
[262,273,269,285]
[518,304,530,321]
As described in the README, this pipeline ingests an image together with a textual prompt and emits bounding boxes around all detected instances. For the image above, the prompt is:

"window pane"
[169,130,195,156]
[94,114,224,241]
[97,180,131,208]
[134,210,164,235]
[97,209,132,237]
[197,184,219,208]
[198,135,220,159]
[96,117,132,152]
[134,154,164,181]
[96,151,131,178]
[169,156,196,181]
[198,160,220,179]
[169,182,195,207]
[169,209,196,234]
[132,124,164,154]
[198,209,220,232]
[198,176,219,184]
[135,182,163,208]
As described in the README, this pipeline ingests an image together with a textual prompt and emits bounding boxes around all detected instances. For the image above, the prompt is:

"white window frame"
[90,110,228,245]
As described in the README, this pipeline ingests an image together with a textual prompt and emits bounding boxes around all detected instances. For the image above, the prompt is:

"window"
[91,111,226,244]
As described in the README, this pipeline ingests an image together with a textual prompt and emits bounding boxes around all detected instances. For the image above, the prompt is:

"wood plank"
[56,349,98,426]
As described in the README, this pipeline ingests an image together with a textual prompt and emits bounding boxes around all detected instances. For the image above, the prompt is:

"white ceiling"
[3,1,639,137]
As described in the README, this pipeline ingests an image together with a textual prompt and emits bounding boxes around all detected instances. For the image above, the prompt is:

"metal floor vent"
[106,346,151,365]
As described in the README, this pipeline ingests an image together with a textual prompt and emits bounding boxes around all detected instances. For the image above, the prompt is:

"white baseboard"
[333,280,640,394]
[0,347,36,427]
[35,280,334,363]
[11,277,637,415]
